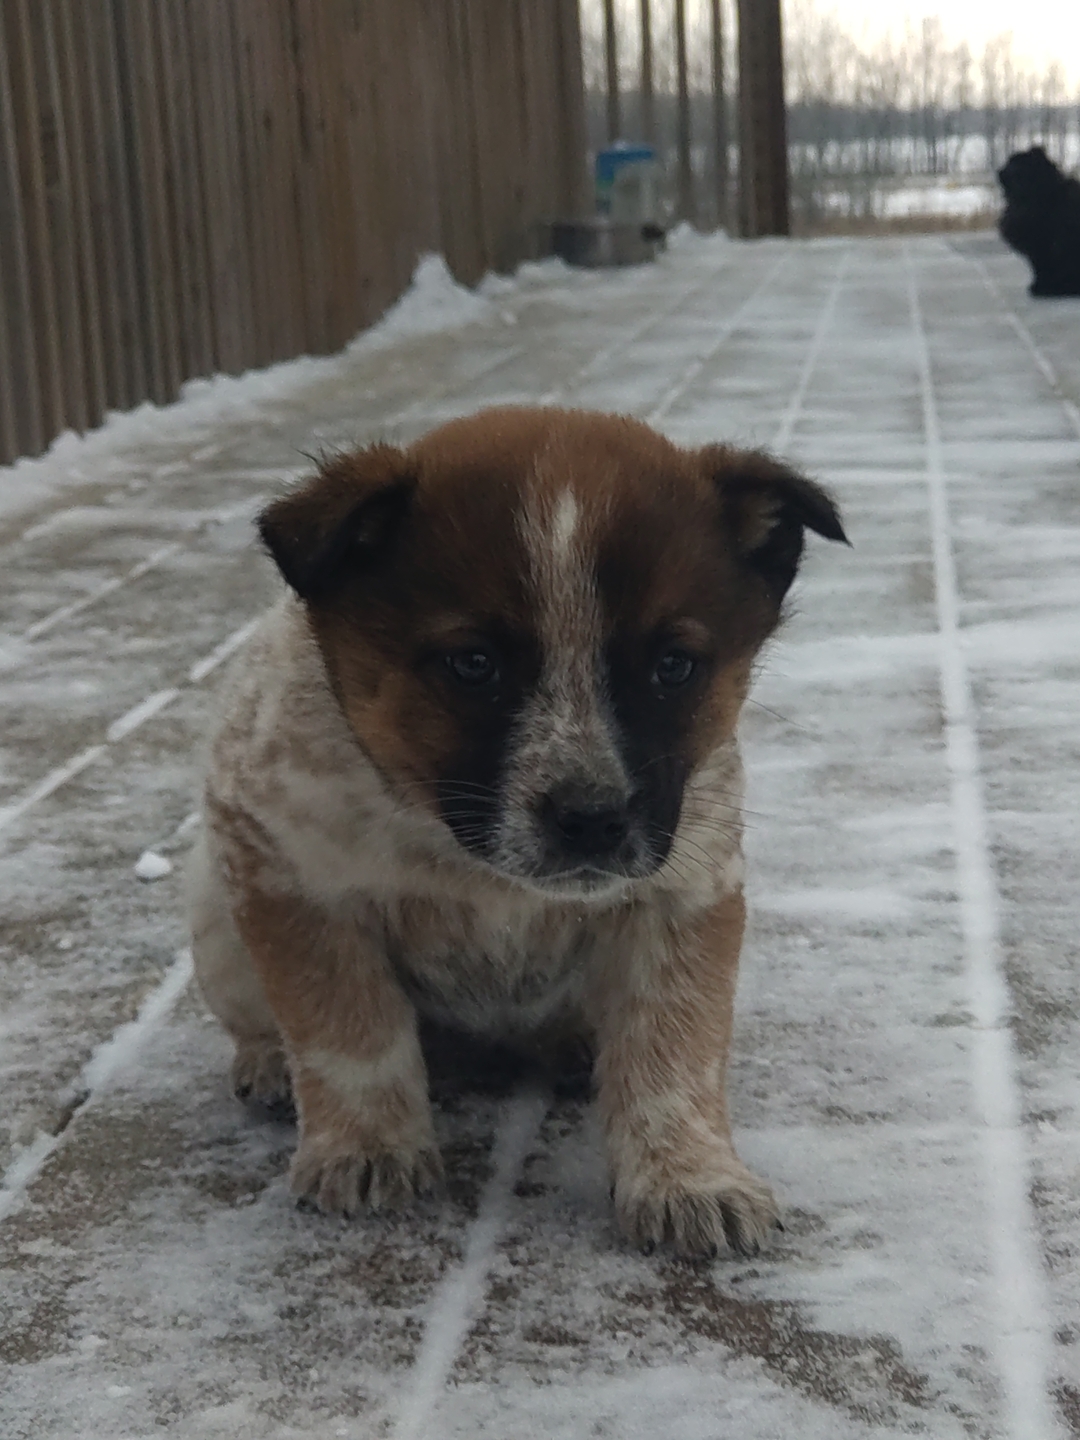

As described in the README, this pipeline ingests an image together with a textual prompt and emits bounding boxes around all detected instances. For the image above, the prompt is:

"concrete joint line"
[647,251,794,425]
[0,615,262,839]
[391,1089,549,1440]
[967,254,1080,441]
[906,244,1064,1440]
[0,950,194,1225]
[772,246,853,454]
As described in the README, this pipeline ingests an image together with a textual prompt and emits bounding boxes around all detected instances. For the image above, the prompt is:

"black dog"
[997,146,1080,297]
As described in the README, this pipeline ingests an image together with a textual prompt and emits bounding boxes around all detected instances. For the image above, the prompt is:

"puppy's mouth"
[435,780,676,896]
[520,856,653,894]
[442,817,669,894]
[474,855,658,903]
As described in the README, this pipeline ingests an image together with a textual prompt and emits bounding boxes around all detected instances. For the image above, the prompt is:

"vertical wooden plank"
[0,240,17,463]
[285,0,330,355]
[407,0,442,261]
[229,0,266,366]
[491,0,527,270]
[455,0,491,282]
[94,0,147,409]
[263,0,307,360]
[74,0,127,414]
[554,0,590,220]
[156,0,215,382]
[175,0,225,375]
[640,0,656,146]
[189,0,249,373]
[230,0,260,366]
[509,3,535,259]
[5,0,65,447]
[0,5,43,457]
[710,0,729,229]
[36,0,90,433]
[110,0,163,401]
[418,0,463,281]
[674,0,696,223]
[343,0,392,334]
[313,0,365,349]
[241,0,278,361]
[240,0,299,363]
[377,0,422,318]
[390,0,431,297]
[304,0,334,346]
[53,0,107,429]
[137,0,187,398]
[348,0,411,329]
[602,0,620,141]
[443,0,472,274]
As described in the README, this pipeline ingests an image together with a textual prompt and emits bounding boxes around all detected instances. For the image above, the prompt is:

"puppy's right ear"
[258,445,415,602]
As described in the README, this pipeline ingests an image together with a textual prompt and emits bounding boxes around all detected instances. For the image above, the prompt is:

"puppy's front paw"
[232,1040,294,1120]
[290,1139,443,1217]
[615,1159,779,1260]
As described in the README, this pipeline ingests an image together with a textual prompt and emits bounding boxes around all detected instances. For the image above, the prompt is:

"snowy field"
[817,178,999,220]
[2,232,1079,1439]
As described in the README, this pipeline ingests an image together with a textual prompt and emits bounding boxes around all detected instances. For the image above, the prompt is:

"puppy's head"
[998,146,1061,201]
[260,408,846,897]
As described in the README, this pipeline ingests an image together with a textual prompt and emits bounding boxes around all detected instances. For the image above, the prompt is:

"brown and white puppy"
[190,405,845,1259]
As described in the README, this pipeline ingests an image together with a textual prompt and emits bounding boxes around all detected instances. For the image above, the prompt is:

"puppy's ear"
[703,445,848,601]
[258,445,415,602]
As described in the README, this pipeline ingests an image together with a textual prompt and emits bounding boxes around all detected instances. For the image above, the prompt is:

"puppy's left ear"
[703,445,848,601]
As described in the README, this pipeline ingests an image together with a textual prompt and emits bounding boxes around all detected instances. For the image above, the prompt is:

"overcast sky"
[816,0,1080,85]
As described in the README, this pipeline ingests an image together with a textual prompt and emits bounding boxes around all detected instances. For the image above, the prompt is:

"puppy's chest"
[380,894,595,1036]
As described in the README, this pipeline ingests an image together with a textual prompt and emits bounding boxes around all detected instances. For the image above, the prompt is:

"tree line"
[580,0,1079,227]
[785,4,1078,178]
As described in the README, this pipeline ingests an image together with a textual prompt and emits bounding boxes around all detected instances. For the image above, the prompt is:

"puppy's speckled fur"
[190,406,846,1257]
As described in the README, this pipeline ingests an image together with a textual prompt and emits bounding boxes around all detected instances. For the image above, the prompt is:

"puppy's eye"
[652,650,696,689]
[446,647,499,688]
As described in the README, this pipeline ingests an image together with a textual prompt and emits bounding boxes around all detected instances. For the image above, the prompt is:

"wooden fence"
[0,0,588,464]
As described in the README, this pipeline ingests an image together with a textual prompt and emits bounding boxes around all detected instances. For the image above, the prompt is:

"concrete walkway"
[1,232,1079,1439]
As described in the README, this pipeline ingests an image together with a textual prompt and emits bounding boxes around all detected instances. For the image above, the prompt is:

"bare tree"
[579,0,1078,233]
[1037,61,1068,163]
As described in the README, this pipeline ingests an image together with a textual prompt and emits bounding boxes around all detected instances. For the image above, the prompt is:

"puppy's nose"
[542,789,630,860]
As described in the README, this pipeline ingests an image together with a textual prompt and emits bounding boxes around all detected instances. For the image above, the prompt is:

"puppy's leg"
[188,830,292,1114]
[590,887,778,1259]
[229,879,441,1216]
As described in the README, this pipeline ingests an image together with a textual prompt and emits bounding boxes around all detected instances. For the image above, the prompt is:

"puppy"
[190,406,846,1258]
[998,146,1080,297]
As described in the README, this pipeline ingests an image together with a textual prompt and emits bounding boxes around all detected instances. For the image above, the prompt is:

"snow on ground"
[1,232,1079,1439]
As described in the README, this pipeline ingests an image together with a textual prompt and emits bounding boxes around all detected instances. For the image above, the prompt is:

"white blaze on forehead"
[518,474,597,680]
[494,457,629,868]
[550,487,579,561]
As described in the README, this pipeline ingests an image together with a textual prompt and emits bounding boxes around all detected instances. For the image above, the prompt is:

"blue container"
[596,142,658,217]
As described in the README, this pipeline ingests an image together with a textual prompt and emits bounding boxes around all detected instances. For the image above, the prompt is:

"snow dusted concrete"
[1,232,1079,1438]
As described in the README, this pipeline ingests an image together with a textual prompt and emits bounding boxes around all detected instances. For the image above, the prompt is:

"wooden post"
[736,0,790,236]
[639,0,654,146]
[674,0,694,222]
[710,0,729,229]
[602,0,620,141]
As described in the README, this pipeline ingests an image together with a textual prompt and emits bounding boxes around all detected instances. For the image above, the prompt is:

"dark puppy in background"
[998,145,1080,297]
[190,406,847,1259]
